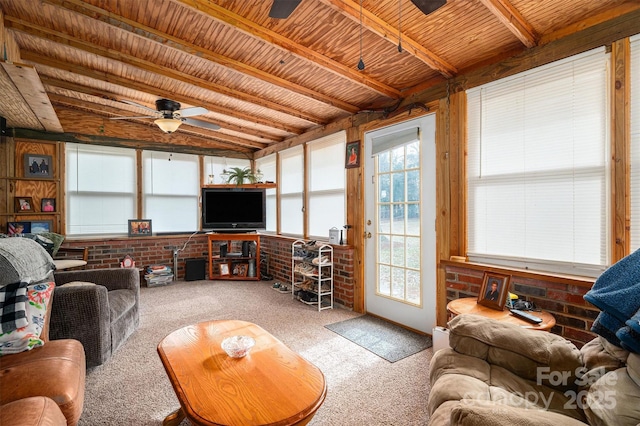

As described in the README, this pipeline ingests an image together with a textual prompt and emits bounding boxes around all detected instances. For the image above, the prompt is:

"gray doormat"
[325,315,432,362]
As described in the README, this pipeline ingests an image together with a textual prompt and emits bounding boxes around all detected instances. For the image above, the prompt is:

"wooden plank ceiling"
[0,0,638,157]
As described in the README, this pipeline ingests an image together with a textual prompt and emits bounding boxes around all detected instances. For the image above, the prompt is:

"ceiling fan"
[111,99,221,133]
[268,0,446,19]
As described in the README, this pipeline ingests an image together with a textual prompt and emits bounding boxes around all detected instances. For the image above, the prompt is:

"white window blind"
[255,154,277,233]
[203,156,251,185]
[279,145,304,236]
[308,131,346,239]
[143,151,199,233]
[66,143,136,235]
[467,48,610,276]
[630,35,640,250]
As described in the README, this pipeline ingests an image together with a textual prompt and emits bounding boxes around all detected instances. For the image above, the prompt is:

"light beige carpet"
[78,280,433,425]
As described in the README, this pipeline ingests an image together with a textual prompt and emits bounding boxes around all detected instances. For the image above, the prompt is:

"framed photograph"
[128,219,152,236]
[24,154,53,179]
[15,197,34,212]
[7,221,31,235]
[41,198,56,212]
[477,272,511,311]
[30,220,53,233]
[219,262,231,277]
[234,263,249,277]
[345,141,360,169]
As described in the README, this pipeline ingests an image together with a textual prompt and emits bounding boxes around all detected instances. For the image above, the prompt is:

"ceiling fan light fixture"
[155,118,182,133]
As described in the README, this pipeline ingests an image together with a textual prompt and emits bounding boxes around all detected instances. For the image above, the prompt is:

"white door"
[364,115,436,333]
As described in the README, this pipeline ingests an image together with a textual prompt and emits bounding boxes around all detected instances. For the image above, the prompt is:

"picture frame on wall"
[477,272,511,311]
[41,198,56,212]
[128,219,152,236]
[7,221,31,235]
[30,220,53,233]
[15,197,34,212]
[345,141,360,169]
[24,154,53,179]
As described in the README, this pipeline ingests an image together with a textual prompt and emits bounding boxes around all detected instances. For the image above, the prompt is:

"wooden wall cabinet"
[1,138,61,234]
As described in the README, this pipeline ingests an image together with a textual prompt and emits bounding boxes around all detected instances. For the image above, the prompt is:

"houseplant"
[222,167,261,185]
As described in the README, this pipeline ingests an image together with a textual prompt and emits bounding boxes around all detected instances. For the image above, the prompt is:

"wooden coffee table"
[157,320,327,426]
[447,297,556,331]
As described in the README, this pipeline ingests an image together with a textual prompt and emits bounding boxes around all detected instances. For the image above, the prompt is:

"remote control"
[510,309,543,324]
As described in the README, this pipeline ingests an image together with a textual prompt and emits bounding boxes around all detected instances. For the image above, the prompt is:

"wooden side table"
[447,297,556,331]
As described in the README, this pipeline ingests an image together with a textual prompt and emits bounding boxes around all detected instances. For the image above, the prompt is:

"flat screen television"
[201,187,266,232]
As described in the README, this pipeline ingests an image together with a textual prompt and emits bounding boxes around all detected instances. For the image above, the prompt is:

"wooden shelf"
[207,233,261,281]
[202,183,276,189]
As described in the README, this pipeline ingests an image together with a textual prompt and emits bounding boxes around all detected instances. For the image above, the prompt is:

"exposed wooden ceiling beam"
[320,0,457,78]
[173,0,401,99]
[0,60,63,132]
[40,0,360,115]
[479,0,537,48]
[39,75,282,144]
[18,50,304,135]
[4,17,326,125]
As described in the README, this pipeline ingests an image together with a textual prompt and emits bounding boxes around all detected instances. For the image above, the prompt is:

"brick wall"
[63,233,355,309]
[445,264,598,347]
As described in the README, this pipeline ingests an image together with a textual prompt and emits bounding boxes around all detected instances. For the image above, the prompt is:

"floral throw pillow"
[0,282,54,356]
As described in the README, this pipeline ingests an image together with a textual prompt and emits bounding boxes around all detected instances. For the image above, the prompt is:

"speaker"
[185,258,206,281]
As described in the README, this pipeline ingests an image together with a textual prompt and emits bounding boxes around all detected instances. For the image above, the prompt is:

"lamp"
[154,118,182,133]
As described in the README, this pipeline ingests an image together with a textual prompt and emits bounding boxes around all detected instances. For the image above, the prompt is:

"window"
[307,131,346,238]
[143,151,199,233]
[630,35,640,250]
[279,145,304,235]
[467,48,610,276]
[255,154,277,233]
[66,143,136,235]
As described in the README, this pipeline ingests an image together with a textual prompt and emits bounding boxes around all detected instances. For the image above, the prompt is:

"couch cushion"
[448,314,582,391]
[0,396,67,426]
[0,238,56,287]
[583,360,640,426]
[0,339,85,426]
[447,400,590,426]
[108,289,136,323]
[0,283,54,355]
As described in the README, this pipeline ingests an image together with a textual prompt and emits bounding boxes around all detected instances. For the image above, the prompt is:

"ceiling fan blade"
[176,106,208,118]
[182,117,221,131]
[109,115,157,120]
[120,99,159,114]
[268,0,302,19]
[410,0,446,15]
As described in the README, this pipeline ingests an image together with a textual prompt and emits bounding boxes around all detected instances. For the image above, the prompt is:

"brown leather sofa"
[0,288,86,426]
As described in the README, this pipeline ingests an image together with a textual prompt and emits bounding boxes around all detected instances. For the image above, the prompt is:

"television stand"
[207,233,260,281]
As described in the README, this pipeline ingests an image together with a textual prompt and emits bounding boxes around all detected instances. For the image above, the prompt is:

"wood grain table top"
[447,297,556,331]
[157,320,326,426]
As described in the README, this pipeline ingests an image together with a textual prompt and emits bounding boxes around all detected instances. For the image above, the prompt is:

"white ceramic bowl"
[221,335,255,358]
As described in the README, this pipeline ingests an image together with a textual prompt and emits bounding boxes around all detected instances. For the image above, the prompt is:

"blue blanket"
[584,249,640,352]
